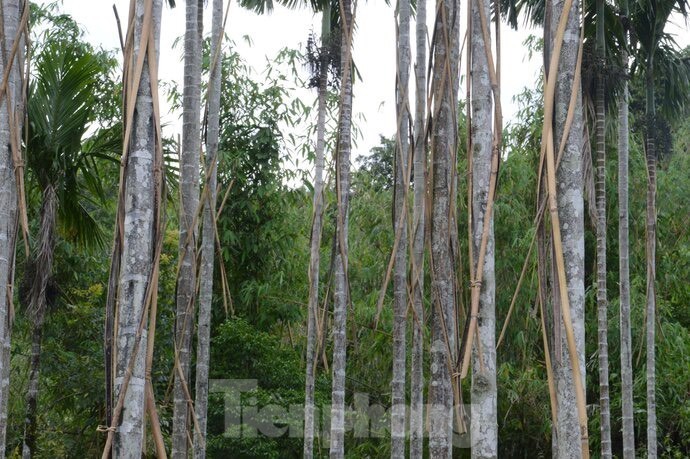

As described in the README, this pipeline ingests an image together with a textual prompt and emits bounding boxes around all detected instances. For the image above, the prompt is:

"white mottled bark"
[644,63,657,459]
[410,0,427,456]
[114,1,162,457]
[469,0,497,456]
[617,27,635,457]
[392,0,410,456]
[193,0,221,457]
[304,5,330,458]
[0,1,23,455]
[548,1,586,457]
[329,0,353,456]
[429,0,459,455]
[173,1,203,456]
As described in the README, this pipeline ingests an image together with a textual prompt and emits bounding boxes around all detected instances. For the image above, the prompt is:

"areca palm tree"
[173,0,203,456]
[629,1,690,456]
[21,37,114,459]
[429,0,460,454]
[301,1,338,455]
[544,0,589,455]
[0,1,26,455]
[104,0,165,456]
[329,0,353,454]
[576,7,631,454]
[469,0,498,455]
[410,1,427,457]
[593,0,612,456]
[501,2,622,455]
[617,2,635,456]
[391,0,411,456]
[194,1,223,458]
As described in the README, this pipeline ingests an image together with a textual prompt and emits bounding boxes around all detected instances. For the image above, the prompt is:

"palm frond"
[57,194,106,250]
[239,0,326,15]
[27,38,114,251]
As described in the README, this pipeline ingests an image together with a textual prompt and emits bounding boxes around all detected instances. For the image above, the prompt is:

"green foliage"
[206,317,330,458]
[212,47,309,328]
[354,135,395,191]
[7,246,110,457]
[628,49,690,161]
[27,15,120,250]
[6,6,690,459]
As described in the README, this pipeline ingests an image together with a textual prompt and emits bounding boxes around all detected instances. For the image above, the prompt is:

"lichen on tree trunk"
[469,0,497,456]
[329,0,353,455]
[173,0,203,456]
[0,1,24,455]
[391,0,411,455]
[410,0,427,456]
[617,20,635,454]
[547,0,587,456]
[429,0,460,455]
[193,0,222,457]
[112,1,163,457]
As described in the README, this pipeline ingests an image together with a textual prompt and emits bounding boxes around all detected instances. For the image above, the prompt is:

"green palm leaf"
[28,38,116,249]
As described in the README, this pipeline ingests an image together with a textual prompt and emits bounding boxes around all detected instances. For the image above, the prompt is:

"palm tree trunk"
[410,0,427,456]
[329,0,353,455]
[113,1,163,456]
[21,324,42,459]
[469,0,497,456]
[174,1,203,456]
[594,1,611,455]
[304,5,330,458]
[0,1,24,454]
[595,74,612,459]
[547,0,587,456]
[21,184,58,459]
[644,61,657,459]
[617,4,634,454]
[193,0,221,457]
[429,0,459,454]
[391,0,411,455]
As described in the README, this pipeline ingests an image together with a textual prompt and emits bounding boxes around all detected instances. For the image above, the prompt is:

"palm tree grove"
[0,0,689,457]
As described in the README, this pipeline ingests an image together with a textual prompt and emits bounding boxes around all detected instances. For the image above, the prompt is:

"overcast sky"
[46,0,688,160]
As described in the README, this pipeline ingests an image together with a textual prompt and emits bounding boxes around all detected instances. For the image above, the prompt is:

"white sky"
[48,1,689,160]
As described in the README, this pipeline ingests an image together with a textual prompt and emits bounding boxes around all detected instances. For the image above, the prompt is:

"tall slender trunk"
[391,0,411,456]
[469,0,497,456]
[594,1,611,455]
[329,0,353,455]
[112,1,163,456]
[21,324,41,459]
[174,0,203,456]
[595,70,612,459]
[618,74,635,459]
[644,61,657,459]
[193,0,222,457]
[304,5,330,458]
[547,0,587,457]
[617,2,634,454]
[410,0,427,456]
[0,1,24,454]
[429,0,459,454]
[447,0,461,271]
[22,185,58,459]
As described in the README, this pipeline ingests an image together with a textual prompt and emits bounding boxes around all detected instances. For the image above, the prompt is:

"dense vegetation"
[0,0,688,458]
